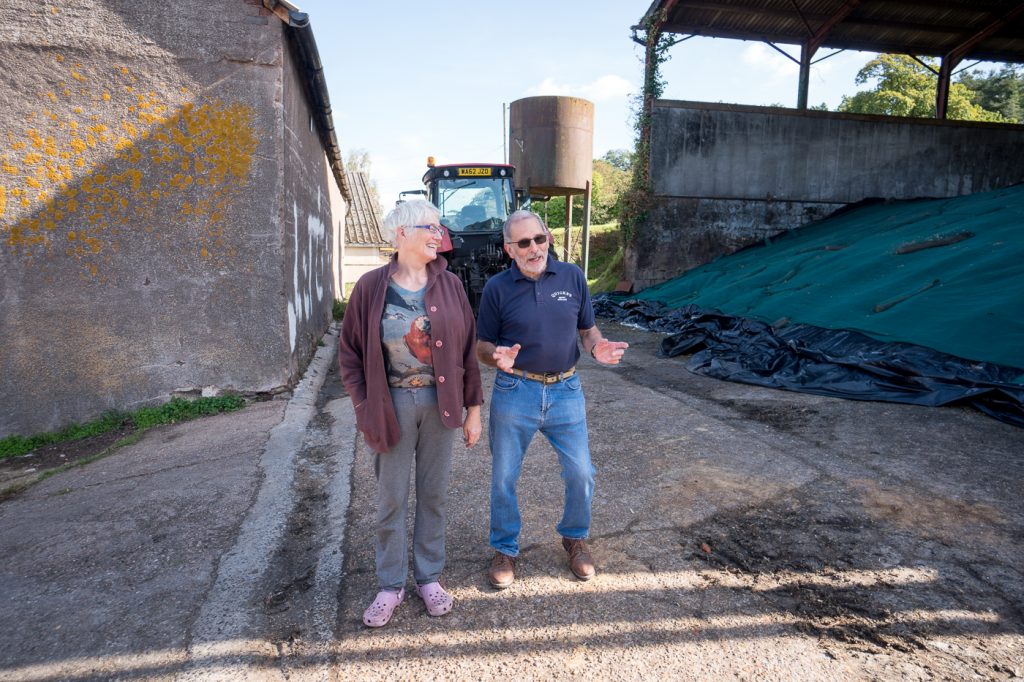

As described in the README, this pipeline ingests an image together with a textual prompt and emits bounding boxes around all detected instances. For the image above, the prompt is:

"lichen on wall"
[1,54,259,281]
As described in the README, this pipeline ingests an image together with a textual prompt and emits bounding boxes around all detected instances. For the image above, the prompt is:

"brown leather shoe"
[488,551,516,589]
[562,537,595,580]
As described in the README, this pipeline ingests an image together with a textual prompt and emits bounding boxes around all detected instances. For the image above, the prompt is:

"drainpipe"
[263,0,351,203]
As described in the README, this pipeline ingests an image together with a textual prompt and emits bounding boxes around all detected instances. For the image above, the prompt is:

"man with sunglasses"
[476,210,629,588]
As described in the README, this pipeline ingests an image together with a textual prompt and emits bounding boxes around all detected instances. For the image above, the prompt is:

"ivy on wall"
[621,9,684,246]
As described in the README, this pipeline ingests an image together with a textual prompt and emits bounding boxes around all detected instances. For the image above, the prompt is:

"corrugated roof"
[345,172,388,246]
[642,0,1024,64]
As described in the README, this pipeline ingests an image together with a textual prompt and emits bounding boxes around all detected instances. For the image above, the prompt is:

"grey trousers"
[374,386,456,591]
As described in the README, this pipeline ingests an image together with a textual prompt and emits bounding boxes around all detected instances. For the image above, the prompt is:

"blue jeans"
[489,371,595,557]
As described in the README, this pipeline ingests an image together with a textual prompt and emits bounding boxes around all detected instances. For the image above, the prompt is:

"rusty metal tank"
[509,96,594,197]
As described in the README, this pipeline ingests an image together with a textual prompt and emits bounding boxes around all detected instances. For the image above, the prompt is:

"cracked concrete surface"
[1,321,1022,681]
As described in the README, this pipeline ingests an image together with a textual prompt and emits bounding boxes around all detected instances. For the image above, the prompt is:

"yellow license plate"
[457,167,491,177]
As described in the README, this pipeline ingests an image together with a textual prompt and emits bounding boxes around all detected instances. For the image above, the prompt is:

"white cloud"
[740,43,799,80]
[526,74,636,102]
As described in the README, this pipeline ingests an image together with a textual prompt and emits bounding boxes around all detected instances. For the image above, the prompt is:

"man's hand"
[492,343,521,372]
[592,339,629,365]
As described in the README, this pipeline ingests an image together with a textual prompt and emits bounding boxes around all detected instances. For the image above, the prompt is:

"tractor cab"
[423,161,515,234]
[403,159,517,310]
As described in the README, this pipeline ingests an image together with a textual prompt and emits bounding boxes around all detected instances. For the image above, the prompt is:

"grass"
[0,395,246,460]
[548,221,624,293]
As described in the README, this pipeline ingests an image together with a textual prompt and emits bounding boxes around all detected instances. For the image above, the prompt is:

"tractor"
[399,158,521,311]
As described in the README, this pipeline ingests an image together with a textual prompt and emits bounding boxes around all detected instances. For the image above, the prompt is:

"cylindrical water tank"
[509,96,594,197]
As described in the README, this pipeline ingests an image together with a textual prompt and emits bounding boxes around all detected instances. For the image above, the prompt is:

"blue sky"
[297,1,879,207]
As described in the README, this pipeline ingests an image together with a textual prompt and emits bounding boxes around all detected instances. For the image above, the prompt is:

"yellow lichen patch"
[70,70,86,82]
[169,173,192,189]
[56,54,65,62]
[47,92,57,102]
[0,186,5,218]
[3,87,258,275]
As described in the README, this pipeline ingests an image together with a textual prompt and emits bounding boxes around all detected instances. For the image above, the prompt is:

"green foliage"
[621,19,679,245]
[957,65,1024,123]
[125,395,245,430]
[0,395,246,459]
[546,221,623,292]
[601,149,634,172]
[838,54,1006,122]
[0,412,129,459]
[588,245,624,294]
[532,155,631,230]
[332,298,347,321]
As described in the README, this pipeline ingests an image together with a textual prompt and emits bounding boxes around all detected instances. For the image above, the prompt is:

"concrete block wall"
[0,0,343,437]
[625,100,1024,291]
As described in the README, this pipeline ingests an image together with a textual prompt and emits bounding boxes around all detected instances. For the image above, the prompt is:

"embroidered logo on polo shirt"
[550,290,574,302]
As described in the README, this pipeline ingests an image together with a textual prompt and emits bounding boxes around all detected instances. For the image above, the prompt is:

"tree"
[838,54,1005,122]
[601,149,634,173]
[534,156,630,229]
[957,65,1024,123]
[344,149,382,211]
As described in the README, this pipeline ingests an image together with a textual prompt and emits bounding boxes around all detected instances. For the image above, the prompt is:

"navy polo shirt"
[477,256,595,373]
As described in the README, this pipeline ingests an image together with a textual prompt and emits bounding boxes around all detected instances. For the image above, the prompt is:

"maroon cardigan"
[338,254,483,454]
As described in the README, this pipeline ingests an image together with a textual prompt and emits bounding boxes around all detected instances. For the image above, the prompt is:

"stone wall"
[0,0,344,437]
[625,100,1024,291]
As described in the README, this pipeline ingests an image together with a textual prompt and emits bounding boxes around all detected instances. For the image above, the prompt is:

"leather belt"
[507,367,576,384]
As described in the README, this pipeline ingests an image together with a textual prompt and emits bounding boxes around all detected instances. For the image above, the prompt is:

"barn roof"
[345,172,388,247]
[639,1,1024,64]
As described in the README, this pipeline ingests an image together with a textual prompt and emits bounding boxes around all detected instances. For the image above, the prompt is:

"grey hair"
[502,209,546,242]
[382,199,441,246]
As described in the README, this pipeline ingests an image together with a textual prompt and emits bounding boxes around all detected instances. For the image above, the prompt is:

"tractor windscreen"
[435,177,514,232]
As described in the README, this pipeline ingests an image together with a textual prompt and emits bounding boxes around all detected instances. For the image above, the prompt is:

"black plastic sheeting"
[594,296,1024,428]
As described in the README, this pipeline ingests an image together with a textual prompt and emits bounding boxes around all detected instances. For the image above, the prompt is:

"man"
[476,209,629,588]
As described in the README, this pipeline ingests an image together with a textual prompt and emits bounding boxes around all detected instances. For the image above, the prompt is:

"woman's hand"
[463,406,482,447]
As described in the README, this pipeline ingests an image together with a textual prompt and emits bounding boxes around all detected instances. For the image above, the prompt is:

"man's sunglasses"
[507,234,548,249]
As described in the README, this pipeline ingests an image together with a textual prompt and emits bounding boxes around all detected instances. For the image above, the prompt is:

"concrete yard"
[1,321,1022,680]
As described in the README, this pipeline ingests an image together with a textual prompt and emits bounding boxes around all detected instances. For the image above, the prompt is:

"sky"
[296,0,881,209]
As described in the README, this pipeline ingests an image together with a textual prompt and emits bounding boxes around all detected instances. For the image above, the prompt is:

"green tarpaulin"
[632,184,1024,375]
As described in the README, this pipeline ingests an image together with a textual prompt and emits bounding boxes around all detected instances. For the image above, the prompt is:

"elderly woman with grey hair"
[338,199,483,627]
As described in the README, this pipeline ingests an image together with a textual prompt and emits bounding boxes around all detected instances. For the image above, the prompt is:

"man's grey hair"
[382,199,441,246]
[502,209,547,242]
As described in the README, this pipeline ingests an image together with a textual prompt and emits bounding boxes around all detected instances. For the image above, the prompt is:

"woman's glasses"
[410,224,444,236]
[508,234,548,249]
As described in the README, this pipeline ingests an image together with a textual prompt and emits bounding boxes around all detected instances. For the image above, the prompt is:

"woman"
[338,199,482,627]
